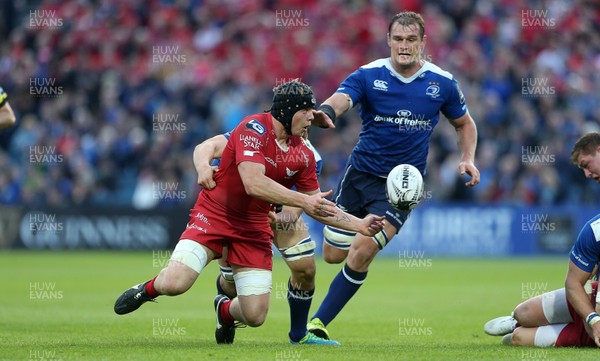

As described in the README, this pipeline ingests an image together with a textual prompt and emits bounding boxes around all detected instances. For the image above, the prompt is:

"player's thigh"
[157,240,216,292]
[232,266,272,323]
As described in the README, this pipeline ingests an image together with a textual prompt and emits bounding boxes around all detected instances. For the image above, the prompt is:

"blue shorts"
[333,161,411,233]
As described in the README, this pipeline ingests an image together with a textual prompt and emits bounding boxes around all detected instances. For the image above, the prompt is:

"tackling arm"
[565,259,600,346]
[448,111,480,187]
[312,93,352,129]
[193,134,228,189]
[237,161,384,236]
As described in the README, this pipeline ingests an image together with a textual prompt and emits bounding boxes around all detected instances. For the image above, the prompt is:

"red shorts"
[179,206,273,270]
[555,282,598,347]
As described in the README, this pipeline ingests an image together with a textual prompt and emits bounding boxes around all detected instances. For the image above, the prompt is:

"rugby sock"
[287,280,314,342]
[219,299,235,325]
[145,276,160,298]
[312,263,367,326]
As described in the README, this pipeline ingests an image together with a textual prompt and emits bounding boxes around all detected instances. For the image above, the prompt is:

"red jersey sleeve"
[233,117,269,166]
[293,144,319,193]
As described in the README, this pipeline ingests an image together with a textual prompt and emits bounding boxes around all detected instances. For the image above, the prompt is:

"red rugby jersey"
[194,113,319,235]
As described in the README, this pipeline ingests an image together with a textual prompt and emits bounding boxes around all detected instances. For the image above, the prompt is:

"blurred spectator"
[0,0,599,209]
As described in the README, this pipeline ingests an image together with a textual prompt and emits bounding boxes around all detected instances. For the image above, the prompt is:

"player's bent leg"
[515,288,572,327]
[154,240,214,295]
[228,267,272,327]
[114,239,214,315]
[322,225,353,264]
[510,324,567,347]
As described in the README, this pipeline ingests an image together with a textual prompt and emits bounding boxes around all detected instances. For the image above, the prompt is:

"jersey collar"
[385,58,429,83]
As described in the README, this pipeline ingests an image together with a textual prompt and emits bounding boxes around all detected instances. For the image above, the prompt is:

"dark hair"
[388,12,425,39]
[570,132,600,164]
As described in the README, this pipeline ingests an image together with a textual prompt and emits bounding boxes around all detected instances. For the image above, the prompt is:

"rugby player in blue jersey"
[484,132,600,347]
[193,129,339,345]
[309,11,480,339]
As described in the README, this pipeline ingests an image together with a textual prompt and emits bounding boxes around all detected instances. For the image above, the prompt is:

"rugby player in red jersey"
[114,80,385,345]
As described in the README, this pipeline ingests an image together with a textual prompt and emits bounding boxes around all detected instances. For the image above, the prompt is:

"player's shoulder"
[236,113,271,137]
[360,58,389,70]
[421,61,455,81]
[582,214,600,243]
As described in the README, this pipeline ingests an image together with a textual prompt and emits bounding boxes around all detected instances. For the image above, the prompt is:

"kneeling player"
[484,277,598,347]
[194,130,338,345]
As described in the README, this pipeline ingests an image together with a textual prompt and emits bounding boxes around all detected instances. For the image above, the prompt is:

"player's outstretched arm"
[565,260,600,347]
[449,111,480,187]
[0,86,16,130]
[193,134,228,189]
[312,93,352,129]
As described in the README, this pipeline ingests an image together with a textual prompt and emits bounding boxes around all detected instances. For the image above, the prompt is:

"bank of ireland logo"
[373,79,388,91]
[398,109,412,120]
[425,84,440,98]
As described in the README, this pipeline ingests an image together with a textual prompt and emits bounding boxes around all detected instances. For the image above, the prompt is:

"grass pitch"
[1,251,599,360]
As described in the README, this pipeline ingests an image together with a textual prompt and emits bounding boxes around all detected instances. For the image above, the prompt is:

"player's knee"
[157,270,193,295]
[510,327,526,346]
[347,238,378,269]
[513,302,530,324]
[323,250,345,264]
[290,263,315,288]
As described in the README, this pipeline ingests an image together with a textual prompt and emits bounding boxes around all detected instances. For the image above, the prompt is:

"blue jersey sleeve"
[336,68,365,107]
[569,216,600,273]
[440,78,467,121]
[210,132,231,167]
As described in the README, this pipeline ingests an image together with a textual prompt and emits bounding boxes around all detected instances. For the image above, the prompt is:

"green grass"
[1,251,598,360]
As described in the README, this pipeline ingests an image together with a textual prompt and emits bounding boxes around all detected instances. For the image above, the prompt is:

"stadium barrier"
[1,204,596,256]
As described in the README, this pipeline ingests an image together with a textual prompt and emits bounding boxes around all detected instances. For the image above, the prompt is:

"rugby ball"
[386,164,424,211]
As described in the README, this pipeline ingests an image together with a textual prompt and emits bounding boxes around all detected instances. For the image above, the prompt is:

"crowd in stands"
[0,0,598,209]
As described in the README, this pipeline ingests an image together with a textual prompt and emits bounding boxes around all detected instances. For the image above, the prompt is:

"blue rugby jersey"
[569,214,600,273]
[338,58,468,177]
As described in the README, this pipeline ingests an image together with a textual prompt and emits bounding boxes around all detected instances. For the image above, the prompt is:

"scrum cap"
[270,80,316,135]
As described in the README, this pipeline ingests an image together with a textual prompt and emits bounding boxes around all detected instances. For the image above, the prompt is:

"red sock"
[220,300,235,325]
[145,276,160,298]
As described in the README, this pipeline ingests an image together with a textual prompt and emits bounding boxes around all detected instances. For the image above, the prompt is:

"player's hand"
[357,214,386,237]
[592,322,600,347]
[304,190,337,218]
[458,160,480,187]
[312,109,336,129]
[197,165,218,189]
[268,211,277,224]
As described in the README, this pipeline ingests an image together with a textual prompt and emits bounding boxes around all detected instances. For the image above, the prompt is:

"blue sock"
[287,280,314,342]
[312,264,367,326]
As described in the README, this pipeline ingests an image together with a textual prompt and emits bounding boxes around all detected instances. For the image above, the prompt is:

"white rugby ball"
[386,164,424,211]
